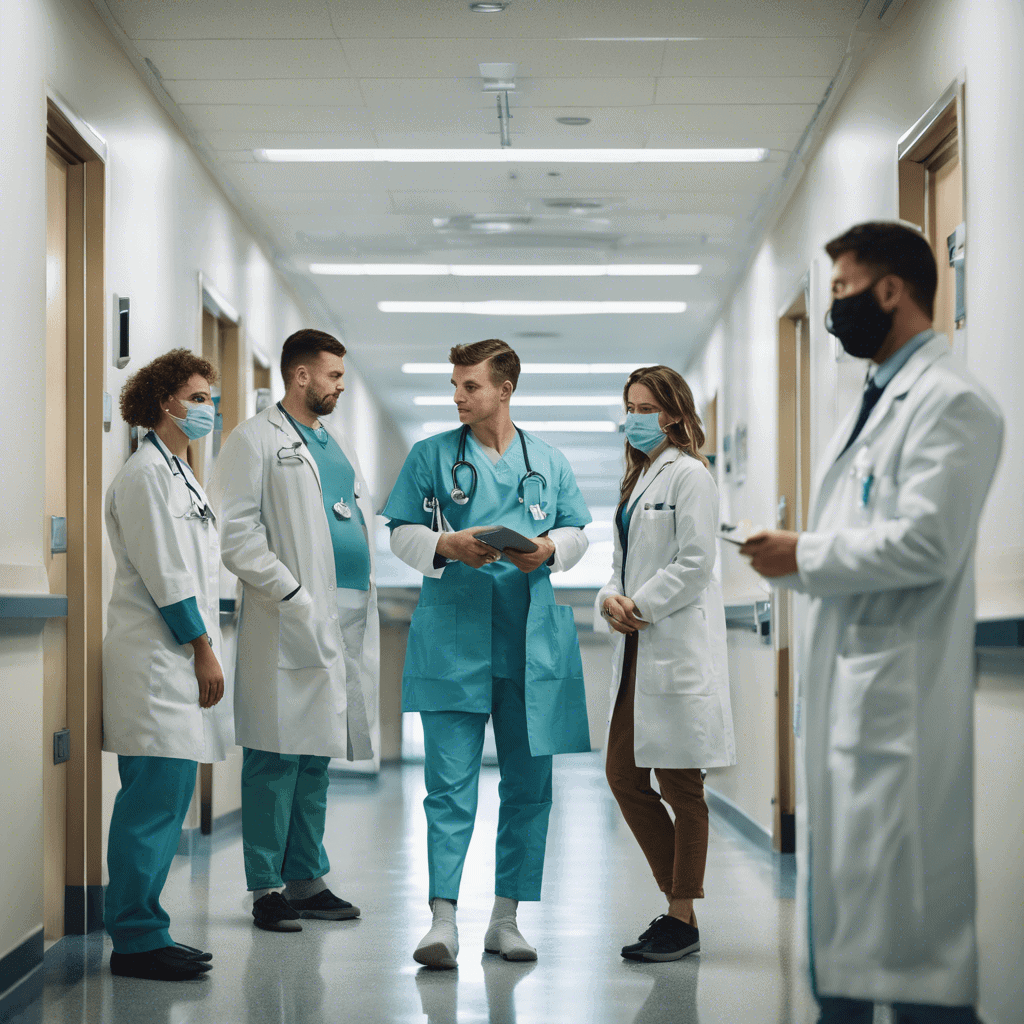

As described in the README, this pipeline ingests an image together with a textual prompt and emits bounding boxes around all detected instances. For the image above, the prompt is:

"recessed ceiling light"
[256,147,769,164]
[415,395,622,406]
[556,116,591,126]
[469,1,508,11]
[516,330,561,338]
[380,301,686,315]
[310,263,701,276]
[403,363,653,374]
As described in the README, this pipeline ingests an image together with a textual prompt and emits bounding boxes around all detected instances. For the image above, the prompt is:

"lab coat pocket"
[637,604,710,696]
[277,590,323,670]
[832,627,915,756]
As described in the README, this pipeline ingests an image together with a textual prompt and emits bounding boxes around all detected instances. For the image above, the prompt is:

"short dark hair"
[119,348,217,428]
[280,329,346,386]
[824,221,937,319]
[449,338,521,391]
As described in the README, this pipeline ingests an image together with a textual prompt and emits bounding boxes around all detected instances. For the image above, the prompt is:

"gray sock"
[284,877,328,900]
[254,887,283,902]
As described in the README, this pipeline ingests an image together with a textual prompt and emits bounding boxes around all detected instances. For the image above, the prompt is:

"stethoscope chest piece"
[450,487,470,505]
[333,500,353,520]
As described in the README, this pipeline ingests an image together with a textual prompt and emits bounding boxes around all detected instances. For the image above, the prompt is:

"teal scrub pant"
[104,755,197,954]
[421,674,553,902]
[241,748,332,891]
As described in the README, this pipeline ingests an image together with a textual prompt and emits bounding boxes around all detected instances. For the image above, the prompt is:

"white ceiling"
[102,0,865,505]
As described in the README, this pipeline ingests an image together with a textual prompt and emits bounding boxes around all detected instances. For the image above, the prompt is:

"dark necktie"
[839,377,884,458]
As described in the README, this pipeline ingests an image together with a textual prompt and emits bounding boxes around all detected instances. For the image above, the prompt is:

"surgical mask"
[825,283,895,360]
[623,412,666,454]
[167,400,215,440]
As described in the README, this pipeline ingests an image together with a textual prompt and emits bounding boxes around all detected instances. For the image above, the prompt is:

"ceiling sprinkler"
[479,62,516,148]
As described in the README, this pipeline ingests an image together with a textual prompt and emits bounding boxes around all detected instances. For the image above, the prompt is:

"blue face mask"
[623,412,666,454]
[167,399,215,440]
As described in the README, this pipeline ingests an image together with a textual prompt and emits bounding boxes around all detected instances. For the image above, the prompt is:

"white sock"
[414,898,459,969]
[284,877,328,900]
[254,887,283,902]
[485,896,537,961]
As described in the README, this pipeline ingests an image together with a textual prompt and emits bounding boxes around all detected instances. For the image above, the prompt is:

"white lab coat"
[103,433,233,762]
[211,404,379,759]
[597,447,735,769]
[784,335,1003,1004]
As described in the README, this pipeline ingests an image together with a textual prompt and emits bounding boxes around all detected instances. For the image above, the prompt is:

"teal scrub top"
[293,421,370,592]
[382,426,593,754]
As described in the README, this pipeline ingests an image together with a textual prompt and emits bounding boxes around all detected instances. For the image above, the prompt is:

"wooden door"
[929,144,963,343]
[44,145,70,939]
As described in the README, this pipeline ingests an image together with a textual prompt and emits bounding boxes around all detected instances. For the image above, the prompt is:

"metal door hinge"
[53,729,71,765]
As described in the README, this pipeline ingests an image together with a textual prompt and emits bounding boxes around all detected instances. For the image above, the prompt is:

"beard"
[306,385,337,417]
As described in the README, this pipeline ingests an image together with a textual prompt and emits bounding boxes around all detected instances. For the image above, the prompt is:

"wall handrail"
[0,593,69,619]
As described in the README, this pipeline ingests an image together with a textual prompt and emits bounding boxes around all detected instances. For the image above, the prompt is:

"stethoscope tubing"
[450,424,546,505]
[145,432,213,521]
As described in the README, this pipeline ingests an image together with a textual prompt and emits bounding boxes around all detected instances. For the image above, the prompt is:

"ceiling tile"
[137,39,352,80]
[655,76,831,105]
[163,79,365,106]
[202,130,379,150]
[340,38,666,78]
[661,37,847,78]
[109,0,336,39]
[650,103,818,134]
[259,191,395,214]
[182,105,371,132]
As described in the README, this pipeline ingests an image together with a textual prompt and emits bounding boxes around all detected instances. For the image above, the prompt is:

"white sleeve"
[546,526,589,573]
[390,524,446,579]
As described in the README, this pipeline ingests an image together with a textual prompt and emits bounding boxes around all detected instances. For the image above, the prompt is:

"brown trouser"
[605,632,709,901]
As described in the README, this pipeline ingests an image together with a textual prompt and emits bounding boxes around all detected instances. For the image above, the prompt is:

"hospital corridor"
[2,1,1022,1023]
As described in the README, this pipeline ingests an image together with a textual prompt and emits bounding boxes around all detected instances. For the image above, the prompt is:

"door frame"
[45,89,107,935]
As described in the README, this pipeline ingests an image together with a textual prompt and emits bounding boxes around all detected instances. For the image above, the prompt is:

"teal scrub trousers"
[104,755,197,954]
[241,748,332,891]
[421,674,553,902]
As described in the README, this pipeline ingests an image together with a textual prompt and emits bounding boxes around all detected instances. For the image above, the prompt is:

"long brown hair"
[619,365,707,505]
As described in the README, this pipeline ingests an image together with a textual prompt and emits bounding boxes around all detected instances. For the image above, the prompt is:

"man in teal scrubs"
[382,338,592,968]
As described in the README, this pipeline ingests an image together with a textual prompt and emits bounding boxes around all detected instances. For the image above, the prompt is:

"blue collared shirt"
[870,328,935,390]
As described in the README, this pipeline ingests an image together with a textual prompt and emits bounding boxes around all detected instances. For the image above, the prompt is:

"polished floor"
[13,755,814,1024]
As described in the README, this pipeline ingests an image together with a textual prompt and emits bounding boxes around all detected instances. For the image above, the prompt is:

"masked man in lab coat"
[741,222,1003,1023]
[382,338,593,969]
[213,329,379,933]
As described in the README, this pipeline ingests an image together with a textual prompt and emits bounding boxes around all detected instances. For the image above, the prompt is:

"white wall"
[0,0,404,971]
[690,1,1024,1019]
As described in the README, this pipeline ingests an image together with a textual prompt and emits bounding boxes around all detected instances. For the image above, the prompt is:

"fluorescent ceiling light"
[311,263,701,277]
[422,420,617,433]
[415,395,623,406]
[379,301,686,315]
[403,363,645,374]
[257,148,768,164]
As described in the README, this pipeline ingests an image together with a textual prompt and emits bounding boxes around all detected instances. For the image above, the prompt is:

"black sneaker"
[621,915,700,962]
[285,888,360,920]
[110,947,211,980]
[253,891,303,932]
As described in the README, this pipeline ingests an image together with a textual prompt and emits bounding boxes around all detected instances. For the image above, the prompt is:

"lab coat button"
[331,612,338,620]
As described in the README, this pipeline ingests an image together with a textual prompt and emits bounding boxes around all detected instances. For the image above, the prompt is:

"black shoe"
[285,888,360,920]
[253,892,303,932]
[621,915,700,962]
[110,947,211,981]
[171,943,213,963]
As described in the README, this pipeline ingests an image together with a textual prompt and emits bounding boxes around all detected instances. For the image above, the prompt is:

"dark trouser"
[817,997,980,1023]
[605,632,709,902]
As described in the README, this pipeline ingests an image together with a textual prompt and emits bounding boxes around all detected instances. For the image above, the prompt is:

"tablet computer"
[475,527,539,554]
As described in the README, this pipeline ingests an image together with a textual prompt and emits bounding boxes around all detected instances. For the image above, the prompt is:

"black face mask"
[825,283,895,359]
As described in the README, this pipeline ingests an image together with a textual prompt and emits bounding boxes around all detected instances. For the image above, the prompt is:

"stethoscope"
[450,424,548,520]
[275,403,354,520]
[145,432,214,523]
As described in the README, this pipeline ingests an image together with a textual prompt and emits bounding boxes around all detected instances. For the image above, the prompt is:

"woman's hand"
[602,596,649,634]
[191,636,225,708]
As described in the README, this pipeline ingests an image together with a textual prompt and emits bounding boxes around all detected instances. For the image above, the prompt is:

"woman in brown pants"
[598,365,735,962]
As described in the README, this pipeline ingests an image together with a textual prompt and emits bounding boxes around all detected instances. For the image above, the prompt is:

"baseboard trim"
[0,928,43,1023]
[704,785,773,854]
[64,886,104,934]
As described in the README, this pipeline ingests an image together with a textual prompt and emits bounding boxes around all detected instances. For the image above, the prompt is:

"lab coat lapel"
[625,448,679,548]
[268,404,323,493]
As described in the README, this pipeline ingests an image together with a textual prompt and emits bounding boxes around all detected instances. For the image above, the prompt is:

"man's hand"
[739,530,800,578]
[435,526,503,569]
[504,535,556,574]
[602,595,649,634]
[191,638,225,708]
